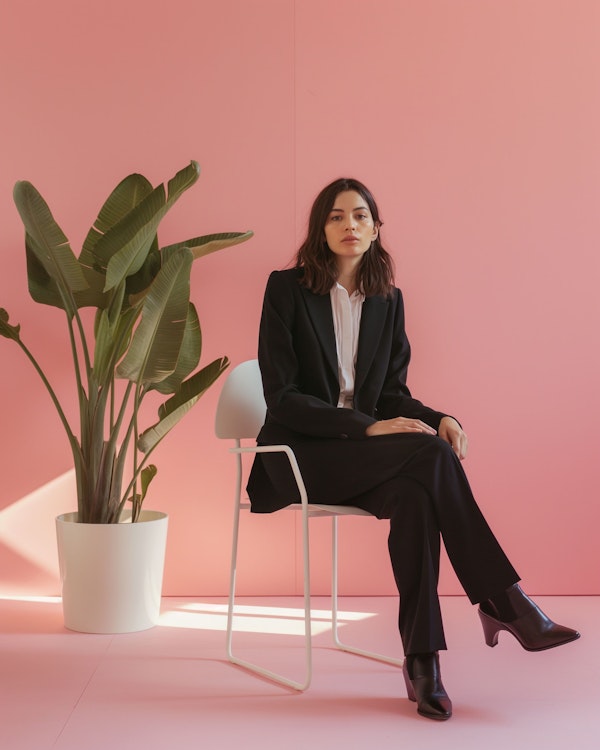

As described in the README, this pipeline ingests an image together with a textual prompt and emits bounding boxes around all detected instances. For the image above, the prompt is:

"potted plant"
[0,160,252,632]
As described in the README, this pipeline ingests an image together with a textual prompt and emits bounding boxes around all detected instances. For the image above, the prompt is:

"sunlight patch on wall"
[0,470,76,580]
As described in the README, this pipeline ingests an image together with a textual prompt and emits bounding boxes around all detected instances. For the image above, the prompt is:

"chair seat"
[291,503,373,517]
[240,502,372,517]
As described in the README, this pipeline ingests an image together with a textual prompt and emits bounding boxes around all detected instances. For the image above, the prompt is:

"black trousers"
[251,433,520,655]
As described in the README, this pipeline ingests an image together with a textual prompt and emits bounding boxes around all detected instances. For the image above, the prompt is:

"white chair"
[215,359,403,691]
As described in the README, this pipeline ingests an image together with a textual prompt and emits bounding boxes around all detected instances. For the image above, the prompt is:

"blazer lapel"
[300,286,338,379]
[355,295,388,393]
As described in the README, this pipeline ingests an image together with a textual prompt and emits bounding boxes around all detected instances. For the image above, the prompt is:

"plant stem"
[15,337,77,448]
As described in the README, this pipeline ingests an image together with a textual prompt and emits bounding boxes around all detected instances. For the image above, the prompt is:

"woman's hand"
[365,417,437,438]
[438,416,468,460]
[365,415,468,460]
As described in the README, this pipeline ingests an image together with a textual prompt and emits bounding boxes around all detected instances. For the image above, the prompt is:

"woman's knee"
[410,436,460,476]
[426,435,457,460]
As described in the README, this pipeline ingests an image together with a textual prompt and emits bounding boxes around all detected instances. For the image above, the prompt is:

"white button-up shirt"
[329,282,365,409]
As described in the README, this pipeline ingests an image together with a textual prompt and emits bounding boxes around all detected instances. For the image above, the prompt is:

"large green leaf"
[151,302,201,395]
[77,173,156,314]
[100,161,200,292]
[101,187,165,291]
[14,181,88,315]
[81,172,154,272]
[161,231,254,265]
[124,236,161,297]
[116,248,192,384]
[158,356,229,421]
[137,357,229,453]
[25,239,64,309]
[167,161,201,201]
[93,305,140,384]
[26,237,108,310]
[105,280,126,327]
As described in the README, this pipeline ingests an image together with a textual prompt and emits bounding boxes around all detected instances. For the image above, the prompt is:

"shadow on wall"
[0,470,76,596]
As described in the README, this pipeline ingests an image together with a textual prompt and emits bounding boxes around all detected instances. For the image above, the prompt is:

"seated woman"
[247,177,579,721]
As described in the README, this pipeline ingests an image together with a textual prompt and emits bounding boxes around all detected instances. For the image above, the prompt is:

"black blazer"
[247,268,450,512]
[255,268,446,447]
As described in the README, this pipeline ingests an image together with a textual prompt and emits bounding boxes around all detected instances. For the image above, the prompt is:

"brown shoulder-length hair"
[294,178,395,296]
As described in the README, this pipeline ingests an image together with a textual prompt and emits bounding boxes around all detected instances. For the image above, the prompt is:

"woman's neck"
[336,259,360,295]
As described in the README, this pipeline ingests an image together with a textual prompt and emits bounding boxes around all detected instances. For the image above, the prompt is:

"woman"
[247,178,579,721]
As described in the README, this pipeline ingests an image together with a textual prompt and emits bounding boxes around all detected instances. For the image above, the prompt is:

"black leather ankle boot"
[402,652,452,721]
[479,584,580,651]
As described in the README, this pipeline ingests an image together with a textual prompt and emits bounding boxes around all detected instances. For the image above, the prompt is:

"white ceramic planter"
[56,510,168,634]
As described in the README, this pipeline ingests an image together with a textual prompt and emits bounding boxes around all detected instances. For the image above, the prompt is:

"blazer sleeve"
[375,288,449,430]
[257,271,376,440]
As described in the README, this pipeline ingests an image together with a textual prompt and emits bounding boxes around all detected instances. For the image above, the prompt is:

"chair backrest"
[215,359,267,440]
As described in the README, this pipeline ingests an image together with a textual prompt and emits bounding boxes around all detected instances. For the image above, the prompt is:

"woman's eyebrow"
[329,205,369,213]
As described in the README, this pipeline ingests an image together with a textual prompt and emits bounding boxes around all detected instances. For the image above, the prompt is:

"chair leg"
[331,516,404,667]
[226,462,312,690]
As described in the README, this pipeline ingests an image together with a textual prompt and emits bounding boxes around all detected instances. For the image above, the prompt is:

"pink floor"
[1,595,597,750]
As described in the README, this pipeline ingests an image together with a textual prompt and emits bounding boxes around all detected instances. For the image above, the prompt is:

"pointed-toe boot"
[479,584,580,651]
[402,652,452,721]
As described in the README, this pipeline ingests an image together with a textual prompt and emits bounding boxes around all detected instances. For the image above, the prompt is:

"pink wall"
[1,0,598,597]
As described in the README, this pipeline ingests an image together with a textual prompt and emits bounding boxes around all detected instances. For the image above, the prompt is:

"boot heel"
[479,587,580,652]
[478,607,501,647]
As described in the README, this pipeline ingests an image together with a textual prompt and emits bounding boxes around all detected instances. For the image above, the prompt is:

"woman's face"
[323,190,379,263]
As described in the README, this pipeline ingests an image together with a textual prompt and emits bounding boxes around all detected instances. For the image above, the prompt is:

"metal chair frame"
[216,359,403,691]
